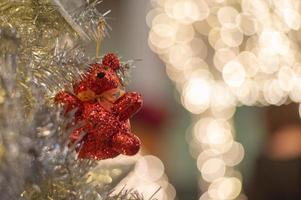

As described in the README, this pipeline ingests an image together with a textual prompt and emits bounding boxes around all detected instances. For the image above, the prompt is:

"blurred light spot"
[206,7,220,28]
[199,192,210,200]
[221,27,243,47]
[184,57,208,71]
[213,48,237,72]
[165,183,177,200]
[205,119,233,153]
[223,142,245,166]
[146,8,163,27]
[223,60,246,87]
[135,155,165,181]
[217,6,239,28]
[194,20,211,36]
[201,158,226,182]
[182,78,211,114]
[210,83,236,119]
[149,25,176,49]
[208,27,221,48]
[190,37,208,59]
[277,66,295,92]
[237,51,259,77]
[235,79,259,105]
[171,0,206,24]
[208,177,242,199]
[236,13,258,36]
[258,49,280,74]
[259,29,289,55]
[282,8,301,30]
[168,44,193,69]
[263,79,286,105]
[176,24,195,43]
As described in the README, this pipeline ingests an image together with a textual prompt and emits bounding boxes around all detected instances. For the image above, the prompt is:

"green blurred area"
[234,107,267,186]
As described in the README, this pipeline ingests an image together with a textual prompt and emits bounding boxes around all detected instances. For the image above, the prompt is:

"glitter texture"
[55,53,143,160]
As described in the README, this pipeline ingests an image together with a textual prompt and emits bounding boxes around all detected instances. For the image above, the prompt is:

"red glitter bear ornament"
[54,53,143,160]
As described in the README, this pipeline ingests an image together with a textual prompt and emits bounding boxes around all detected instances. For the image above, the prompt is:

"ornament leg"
[112,132,140,156]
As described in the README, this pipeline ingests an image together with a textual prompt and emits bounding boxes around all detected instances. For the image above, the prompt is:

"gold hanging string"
[95,17,106,57]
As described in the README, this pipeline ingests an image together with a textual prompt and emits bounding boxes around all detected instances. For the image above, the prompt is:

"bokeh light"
[148,0,301,198]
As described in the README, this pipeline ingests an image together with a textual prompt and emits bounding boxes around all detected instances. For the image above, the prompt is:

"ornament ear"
[102,53,121,70]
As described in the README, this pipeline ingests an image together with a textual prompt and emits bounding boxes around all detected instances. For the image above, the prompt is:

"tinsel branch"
[0,1,153,200]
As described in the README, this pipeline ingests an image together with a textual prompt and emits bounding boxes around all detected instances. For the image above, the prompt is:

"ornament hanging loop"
[95,17,106,57]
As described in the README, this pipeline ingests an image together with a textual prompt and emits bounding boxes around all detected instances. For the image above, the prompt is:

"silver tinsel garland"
[0,1,154,200]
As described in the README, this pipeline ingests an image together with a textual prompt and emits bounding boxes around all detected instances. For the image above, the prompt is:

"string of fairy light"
[148,0,301,199]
